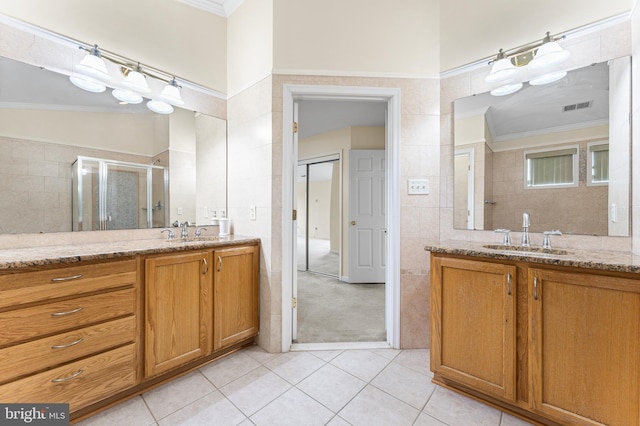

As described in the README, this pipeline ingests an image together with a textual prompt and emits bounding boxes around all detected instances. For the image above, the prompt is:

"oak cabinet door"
[431,257,517,401]
[528,268,640,426]
[213,245,259,351]
[145,251,213,377]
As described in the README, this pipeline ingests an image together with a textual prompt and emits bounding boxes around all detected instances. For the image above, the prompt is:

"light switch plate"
[408,179,429,195]
[250,205,256,221]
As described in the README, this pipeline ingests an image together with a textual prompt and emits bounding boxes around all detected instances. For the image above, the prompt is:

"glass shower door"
[104,163,148,230]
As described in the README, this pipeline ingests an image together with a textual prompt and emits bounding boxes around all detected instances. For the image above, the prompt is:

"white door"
[348,149,386,283]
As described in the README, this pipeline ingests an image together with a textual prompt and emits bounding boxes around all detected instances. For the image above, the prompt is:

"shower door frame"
[73,156,169,231]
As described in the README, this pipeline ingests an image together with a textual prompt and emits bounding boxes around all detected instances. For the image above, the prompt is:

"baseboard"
[290,341,391,351]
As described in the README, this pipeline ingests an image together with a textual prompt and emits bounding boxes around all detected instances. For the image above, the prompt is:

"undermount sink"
[166,236,221,243]
[482,244,571,256]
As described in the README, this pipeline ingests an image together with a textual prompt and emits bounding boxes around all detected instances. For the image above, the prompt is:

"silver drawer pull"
[507,273,512,296]
[217,255,222,272]
[51,307,83,317]
[51,369,84,383]
[533,276,539,300]
[203,258,209,275]
[51,337,84,350]
[51,274,84,282]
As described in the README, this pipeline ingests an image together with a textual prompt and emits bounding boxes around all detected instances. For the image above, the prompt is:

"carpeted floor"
[296,271,386,343]
[296,237,386,343]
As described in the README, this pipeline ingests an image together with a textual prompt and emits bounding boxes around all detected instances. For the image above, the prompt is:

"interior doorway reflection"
[297,156,340,278]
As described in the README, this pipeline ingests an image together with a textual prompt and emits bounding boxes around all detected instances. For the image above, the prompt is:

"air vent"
[563,100,593,112]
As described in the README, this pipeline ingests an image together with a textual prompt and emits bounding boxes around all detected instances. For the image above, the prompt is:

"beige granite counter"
[426,241,640,274]
[0,235,260,271]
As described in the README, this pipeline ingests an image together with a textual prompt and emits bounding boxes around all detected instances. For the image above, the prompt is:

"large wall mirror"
[453,56,631,237]
[0,55,226,235]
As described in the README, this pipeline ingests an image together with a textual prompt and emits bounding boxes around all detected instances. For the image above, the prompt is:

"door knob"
[351,220,356,226]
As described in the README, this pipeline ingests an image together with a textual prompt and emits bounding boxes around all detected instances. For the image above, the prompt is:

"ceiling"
[454,61,610,143]
[177,0,246,17]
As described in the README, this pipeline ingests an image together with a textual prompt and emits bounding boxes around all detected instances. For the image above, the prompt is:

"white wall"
[273,0,440,77]
[0,0,227,92]
[440,0,632,71]
[227,0,273,96]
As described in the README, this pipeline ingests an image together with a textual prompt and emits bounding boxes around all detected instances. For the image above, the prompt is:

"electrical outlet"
[407,179,429,195]
[250,205,256,221]
[204,206,208,218]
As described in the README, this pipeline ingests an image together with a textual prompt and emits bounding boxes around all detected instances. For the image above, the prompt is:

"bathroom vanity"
[0,236,259,422]
[427,242,640,426]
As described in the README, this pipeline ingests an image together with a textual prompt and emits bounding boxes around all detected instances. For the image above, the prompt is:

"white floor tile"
[370,362,437,409]
[338,385,420,426]
[330,349,392,382]
[143,371,216,420]
[308,349,344,362]
[75,396,156,426]
[392,349,432,376]
[423,387,502,426]
[243,345,284,365]
[219,366,291,416]
[264,351,326,384]
[250,388,334,426]
[157,390,246,426]
[414,412,448,426]
[325,416,352,426]
[200,351,261,388]
[297,363,367,412]
[500,412,536,425]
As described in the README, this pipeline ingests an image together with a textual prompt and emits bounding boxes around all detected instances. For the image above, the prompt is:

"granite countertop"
[425,240,640,274]
[0,235,260,271]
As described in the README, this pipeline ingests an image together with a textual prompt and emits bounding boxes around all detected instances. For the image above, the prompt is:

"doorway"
[282,85,402,351]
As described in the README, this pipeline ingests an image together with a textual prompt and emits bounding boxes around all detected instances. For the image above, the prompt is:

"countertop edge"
[0,236,260,271]
[425,242,640,274]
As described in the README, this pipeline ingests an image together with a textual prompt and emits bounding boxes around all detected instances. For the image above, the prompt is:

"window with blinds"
[525,146,578,189]
[588,142,609,185]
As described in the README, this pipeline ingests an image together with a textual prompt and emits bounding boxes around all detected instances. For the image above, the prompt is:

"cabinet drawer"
[0,259,136,310]
[0,288,135,346]
[0,343,136,412]
[0,316,136,384]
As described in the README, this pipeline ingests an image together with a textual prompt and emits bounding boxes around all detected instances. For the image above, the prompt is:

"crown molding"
[177,0,245,17]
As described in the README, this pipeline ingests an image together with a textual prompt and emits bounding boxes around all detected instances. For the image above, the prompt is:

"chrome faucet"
[181,222,189,239]
[521,212,531,247]
[195,227,207,238]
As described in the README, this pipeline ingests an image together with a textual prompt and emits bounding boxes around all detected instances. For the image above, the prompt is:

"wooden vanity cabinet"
[213,245,260,351]
[528,268,640,426]
[431,257,517,401]
[431,253,640,426]
[144,250,213,378]
[0,259,138,413]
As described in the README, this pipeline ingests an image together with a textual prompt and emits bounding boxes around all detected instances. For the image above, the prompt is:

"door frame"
[282,84,401,351]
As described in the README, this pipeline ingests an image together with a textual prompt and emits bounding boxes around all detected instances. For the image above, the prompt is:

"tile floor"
[77,346,534,426]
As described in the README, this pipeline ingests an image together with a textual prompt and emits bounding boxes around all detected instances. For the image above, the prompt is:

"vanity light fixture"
[486,49,519,83]
[67,41,194,113]
[529,32,571,68]
[69,44,110,93]
[486,31,570,96]
[147,99,174,114]
[121,64,151,93]
[159,78,185,106]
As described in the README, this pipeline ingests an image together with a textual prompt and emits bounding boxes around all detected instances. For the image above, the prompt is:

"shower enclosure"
[72,156,169,231]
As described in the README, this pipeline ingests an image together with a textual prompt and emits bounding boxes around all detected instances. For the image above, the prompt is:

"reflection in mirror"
[453,56,630,237]
[0,55,226,234]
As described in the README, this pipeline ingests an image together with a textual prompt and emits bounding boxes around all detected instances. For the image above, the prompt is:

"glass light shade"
[529,70,567,86]
[122,70,151,93]
[112,88,143,104]
[69,74,106,93]
[530,41,570,68]
[147,100,174,114]
[485,58,518,83]
[490,82,523,96]
[76,52,110,81]
[159,81,184,105]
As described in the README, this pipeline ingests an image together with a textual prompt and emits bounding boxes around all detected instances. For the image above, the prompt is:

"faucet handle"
[542,230,562,249]
[161,229,176,240]
[195,227,208,238]
[494,229,512,246]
